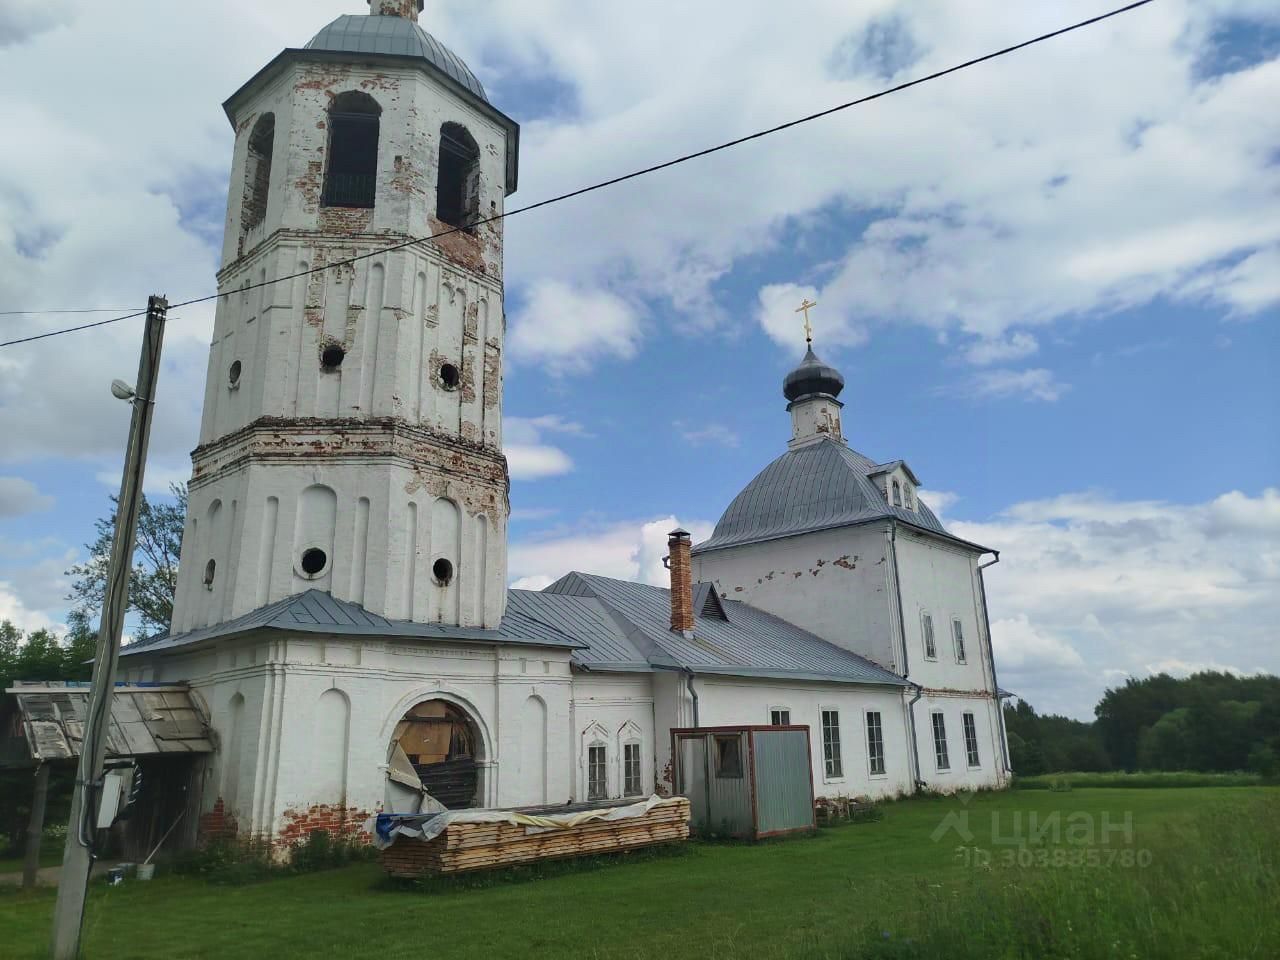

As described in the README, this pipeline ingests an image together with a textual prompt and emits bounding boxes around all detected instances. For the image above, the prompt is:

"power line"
[2,0,1155,349]
[0,308,141,317]
[0,310,150,348]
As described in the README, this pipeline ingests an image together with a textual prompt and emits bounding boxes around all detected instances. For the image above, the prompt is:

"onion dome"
[782,347,845,403]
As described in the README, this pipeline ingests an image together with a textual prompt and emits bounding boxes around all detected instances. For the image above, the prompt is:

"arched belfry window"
[242,114,275,230]
[323,92,381,209]
[437,122,480,229]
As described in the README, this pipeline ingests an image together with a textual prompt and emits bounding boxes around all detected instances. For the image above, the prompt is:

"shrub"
[172,837,275,886]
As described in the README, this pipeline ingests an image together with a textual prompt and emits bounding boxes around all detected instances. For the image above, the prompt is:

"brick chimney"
[370,0,424,21]
[667,529,694,634]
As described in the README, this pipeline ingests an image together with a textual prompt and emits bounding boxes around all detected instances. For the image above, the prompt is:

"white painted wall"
[693,523,900,671]
[570,674,657,802]
[127,634,576,833]
[911,692,1006,791]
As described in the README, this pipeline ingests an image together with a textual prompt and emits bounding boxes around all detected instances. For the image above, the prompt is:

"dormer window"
[892,480,902,507]
[904,486,914,510]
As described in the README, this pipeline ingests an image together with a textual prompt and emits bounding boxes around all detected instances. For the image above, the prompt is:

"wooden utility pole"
[50,296,167,960]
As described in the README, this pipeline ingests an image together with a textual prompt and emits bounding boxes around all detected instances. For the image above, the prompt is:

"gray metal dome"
[783,346,845,403]
[306,15,488,102]
[692,440,953,555]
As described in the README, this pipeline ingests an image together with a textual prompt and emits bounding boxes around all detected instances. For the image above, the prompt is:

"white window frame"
[616,720,645,798]
[892,480,903,506]
[930,710,951,772]
[952,617,967,664]
[623,740,643,796]
[587,742,609,800]
[769,706,792,726]
[864,709,887,778]
[922,612,938,660]
[820,707,844,782]
[962,712,981,769]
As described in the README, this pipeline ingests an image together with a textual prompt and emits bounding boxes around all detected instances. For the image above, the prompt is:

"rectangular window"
[931,713,950,771]
[952,618,967,663]
[822,710,843,779]
[963,713,981,768]
[923,614,937,659]
[624,742,643,796]
[588,744,608,800]
[865,711,886,776]
[714,735,743,778]
[770,708,791,726]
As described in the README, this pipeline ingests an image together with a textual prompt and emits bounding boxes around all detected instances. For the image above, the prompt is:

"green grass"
[0,843,64,876]
[1013,770,1267,790]
[2,788,1277,959]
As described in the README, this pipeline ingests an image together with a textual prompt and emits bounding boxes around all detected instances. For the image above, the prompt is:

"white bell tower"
[170,0,519,633]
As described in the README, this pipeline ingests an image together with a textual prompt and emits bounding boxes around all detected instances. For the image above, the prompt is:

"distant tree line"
[1005,671,1280,777]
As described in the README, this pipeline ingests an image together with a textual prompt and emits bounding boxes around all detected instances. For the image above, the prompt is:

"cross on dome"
[795,298,818,345]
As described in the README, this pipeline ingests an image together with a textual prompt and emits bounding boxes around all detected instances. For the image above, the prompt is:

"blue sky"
[0,0,1276,719]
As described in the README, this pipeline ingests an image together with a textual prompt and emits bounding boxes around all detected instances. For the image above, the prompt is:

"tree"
[66,483,186,641]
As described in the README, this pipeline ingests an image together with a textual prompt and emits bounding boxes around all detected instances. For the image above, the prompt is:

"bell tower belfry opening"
[169,0,521,634]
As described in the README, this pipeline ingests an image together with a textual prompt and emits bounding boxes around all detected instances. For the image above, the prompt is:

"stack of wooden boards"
[381,797,691,877]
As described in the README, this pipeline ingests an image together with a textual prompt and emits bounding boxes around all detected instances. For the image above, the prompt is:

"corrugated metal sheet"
[123,590,586,658]
[306,14,488,102]
[692,438,981,555]
[1,683,213,767]
[752,729,815,836]
[677,732,753,838]
[545,572,906,687]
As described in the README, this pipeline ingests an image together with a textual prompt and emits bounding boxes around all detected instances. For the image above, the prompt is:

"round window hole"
[228,360,242,387]
[439,362,460,390]
[321,345,346,370]
[301,548,328,577]
[203,559,216,588]
[432,558,454,585]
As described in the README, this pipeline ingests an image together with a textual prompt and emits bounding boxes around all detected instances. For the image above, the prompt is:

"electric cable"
[0,0,1155,349]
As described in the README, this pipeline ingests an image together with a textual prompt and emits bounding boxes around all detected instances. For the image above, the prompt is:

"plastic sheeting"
[367,795,685,850]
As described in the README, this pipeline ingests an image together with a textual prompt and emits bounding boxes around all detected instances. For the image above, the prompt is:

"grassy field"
[2,787,1277,959]
[1013,770,1268,790]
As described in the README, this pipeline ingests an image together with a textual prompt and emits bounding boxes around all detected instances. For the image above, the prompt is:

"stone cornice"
[189,416,509,489]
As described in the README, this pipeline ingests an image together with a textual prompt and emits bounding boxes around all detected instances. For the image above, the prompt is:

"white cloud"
[756,283,866,353]
[0,580,57,633]
[0,476,53,517]
[94,462,191,497]
[950,487,1280,718]
[970,368,1069,402]
[437,0,1280,360]
[675,420,740,449]
[917,488,958,519]
[509,516,714,590]
[0,0,74,47]
[963,332,1039,366]
[504,414,585,480]
[507,281,642,374]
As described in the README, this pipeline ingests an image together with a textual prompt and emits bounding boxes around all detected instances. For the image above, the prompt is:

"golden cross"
[795,298,818,344]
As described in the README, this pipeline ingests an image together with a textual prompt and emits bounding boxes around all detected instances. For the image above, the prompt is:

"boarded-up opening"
[391,700,480,809]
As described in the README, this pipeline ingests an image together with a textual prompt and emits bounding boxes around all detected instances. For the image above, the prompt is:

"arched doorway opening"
[390,700,482,809]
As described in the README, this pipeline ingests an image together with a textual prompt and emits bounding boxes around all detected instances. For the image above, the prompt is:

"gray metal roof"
[544,572,907,687]
[306,15,487,102]
[693,438,979,555]
[1,682,213,768]
[122,590,584,658]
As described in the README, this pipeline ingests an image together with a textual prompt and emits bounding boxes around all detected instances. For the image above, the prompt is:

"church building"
[120,0,1010,842]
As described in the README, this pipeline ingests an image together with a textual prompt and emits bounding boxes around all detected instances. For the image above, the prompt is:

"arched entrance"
[390,700,483,809]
